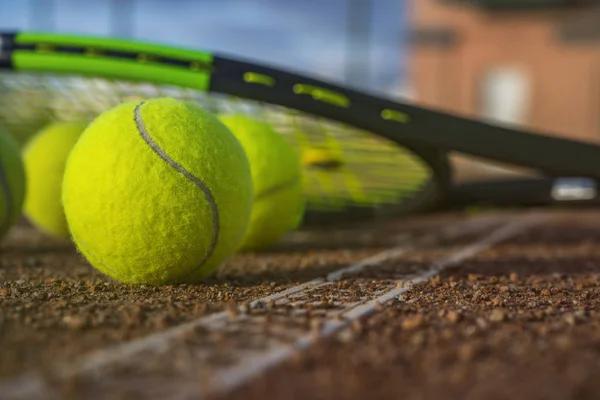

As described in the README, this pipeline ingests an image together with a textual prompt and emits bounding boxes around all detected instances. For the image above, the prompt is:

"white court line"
[197,216,543,399]
[0,215,527,399]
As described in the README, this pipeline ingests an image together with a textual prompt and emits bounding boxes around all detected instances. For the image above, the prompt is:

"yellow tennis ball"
[301,147,344,170]
[22,121,88,238]
[219,114,304,252]
[62,98,253,285]
[0,128,26,240]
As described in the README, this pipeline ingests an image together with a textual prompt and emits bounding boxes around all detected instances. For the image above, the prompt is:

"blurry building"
[406,0,600,145]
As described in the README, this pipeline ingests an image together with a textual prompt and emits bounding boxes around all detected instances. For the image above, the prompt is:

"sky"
[0,0,408,95]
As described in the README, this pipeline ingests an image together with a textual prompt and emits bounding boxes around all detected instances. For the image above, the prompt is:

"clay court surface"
[2,208,600,399]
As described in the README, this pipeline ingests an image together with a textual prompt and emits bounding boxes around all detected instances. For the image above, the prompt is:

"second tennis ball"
[23,121,89,237]
[62,98,253,285]
[301,147,344,170]
[219,114,305,252]
[0,128,26,240]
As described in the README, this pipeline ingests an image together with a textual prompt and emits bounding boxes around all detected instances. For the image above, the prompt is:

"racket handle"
[447,177,600,208]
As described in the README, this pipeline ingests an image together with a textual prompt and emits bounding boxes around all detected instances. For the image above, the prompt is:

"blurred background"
[408,0,600,181]
[2,0,600,182]
[0,0,407,95]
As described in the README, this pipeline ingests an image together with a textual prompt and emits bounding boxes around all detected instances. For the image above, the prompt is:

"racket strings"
[0,71,437,217]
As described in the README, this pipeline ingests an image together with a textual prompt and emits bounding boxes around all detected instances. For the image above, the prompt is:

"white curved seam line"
[255,175,301,201]
[133,102,220,281]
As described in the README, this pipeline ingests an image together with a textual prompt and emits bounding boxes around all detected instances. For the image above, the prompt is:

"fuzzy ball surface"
[220,114,304,251]
[62,98,253,285]
[23,121,88,237]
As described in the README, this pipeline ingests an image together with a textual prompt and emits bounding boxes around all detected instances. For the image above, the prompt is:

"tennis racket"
[0,31,598,226]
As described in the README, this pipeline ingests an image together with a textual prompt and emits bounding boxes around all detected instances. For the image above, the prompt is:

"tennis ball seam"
[0,155,14,233]
[69,102,221,284]
[132,102,221,280]
[255,175,301,201]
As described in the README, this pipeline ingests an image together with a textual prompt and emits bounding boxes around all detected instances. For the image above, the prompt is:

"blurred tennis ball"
[301,147,344,170]
[0,128,26,240]
[62,98,253,285]
[220,114,305,252]
[22,121,88,238]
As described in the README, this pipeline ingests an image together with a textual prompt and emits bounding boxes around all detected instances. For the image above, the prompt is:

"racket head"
[0,32,452,225]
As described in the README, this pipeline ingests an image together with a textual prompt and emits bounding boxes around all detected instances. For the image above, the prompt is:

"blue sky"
[0,0,407,94]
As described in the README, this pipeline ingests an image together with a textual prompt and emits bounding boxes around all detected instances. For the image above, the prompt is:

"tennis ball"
[301,147,344,170]
[0,128,26,240]
[22,121,88,238]
[62,98,253,285]
[219,114,304,251]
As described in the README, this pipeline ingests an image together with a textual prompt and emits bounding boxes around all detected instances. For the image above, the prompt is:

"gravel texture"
[2,210,599,400]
